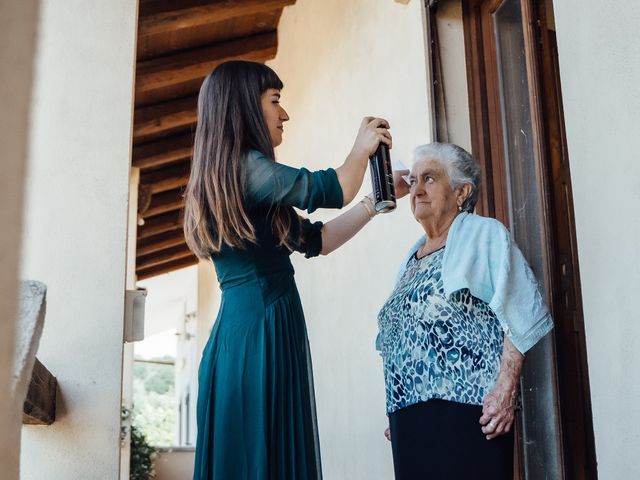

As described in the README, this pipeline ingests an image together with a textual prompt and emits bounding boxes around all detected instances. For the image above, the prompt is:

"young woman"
[184,60,407,480]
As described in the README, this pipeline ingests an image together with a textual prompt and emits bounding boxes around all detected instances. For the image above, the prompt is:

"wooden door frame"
[533,2,598,478]
[464,0,556,315]
[460,0,597,478]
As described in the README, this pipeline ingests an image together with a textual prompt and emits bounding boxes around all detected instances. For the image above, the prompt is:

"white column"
[0,2,40,479]
[19,1,139,478]
[120,167,140,479]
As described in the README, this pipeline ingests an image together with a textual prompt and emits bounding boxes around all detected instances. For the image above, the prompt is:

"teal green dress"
[193,150,344,480]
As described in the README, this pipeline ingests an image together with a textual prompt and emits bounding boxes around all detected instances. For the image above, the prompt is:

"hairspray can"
[369,142,396,213]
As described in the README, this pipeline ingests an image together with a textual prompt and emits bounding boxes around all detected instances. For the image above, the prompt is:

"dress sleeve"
[289,214,324,259]
[244,150,344,213]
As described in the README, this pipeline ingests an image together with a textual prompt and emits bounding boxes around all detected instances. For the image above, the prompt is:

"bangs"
[258,64,284,92]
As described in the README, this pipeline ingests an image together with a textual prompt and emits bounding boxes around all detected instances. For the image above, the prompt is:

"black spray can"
[369,142,396,213]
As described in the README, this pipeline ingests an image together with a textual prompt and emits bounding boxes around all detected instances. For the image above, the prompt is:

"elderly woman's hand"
[479,336,524,440]
[479,379,517,440]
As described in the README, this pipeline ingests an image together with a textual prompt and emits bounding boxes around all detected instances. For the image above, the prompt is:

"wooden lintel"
[138,210,184,239]
[136,31,277,94]
[139,0,296,37]
[133,96,197,140]
[137,255,199,281]
[23,358,57,425]
[143,189,185,218]
[133,133,193,170]
[137,244,195,271]
[137,230,186,256]
[140,162,191,195]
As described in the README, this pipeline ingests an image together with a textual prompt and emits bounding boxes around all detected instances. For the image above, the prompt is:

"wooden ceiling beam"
[132,133,193,170]
[135,31,277,95]
[138,210,184,239]
[140,162,191,195]
[138,0,296,37]
[22,358,57,425]
[137,230,186,257]
[142,189,185,218]
[137,255,199,281]
[133,96,197,141]
[137,244,194,271]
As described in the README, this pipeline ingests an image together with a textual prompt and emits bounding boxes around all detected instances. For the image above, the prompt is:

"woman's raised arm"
[320,169,409,255]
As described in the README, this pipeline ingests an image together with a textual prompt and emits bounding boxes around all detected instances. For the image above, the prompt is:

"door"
[460,0,597,478]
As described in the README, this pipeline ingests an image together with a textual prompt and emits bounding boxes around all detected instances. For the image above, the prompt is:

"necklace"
[417,236,446,259]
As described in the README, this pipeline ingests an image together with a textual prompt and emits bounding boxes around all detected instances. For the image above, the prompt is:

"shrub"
[130,424,157,480]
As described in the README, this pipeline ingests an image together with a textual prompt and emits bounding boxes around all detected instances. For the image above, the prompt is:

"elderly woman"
[377,143,553,479]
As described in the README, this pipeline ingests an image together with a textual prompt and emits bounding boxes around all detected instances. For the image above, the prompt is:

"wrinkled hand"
[384,426,391,442]
[351,116,392,158]
[393,169,410,199]
[479,380,517,440]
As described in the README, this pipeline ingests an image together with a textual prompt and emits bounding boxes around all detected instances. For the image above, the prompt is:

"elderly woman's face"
[409,157,461,223]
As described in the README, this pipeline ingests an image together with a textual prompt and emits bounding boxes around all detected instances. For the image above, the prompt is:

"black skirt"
[389,399,514,480]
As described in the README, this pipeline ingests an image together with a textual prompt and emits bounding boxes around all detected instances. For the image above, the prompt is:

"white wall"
[195,259,220,442]
[19,1,138,478]
[155,449,195,480]
[435,0,472,151]
[553,1,640,478]
[0,2,40,479]
[269,1,430,477]
[197,260,220,358]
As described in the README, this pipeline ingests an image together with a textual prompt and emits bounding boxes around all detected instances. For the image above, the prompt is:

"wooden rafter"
[137,244,194,271]
[134,96,197,141]
[132,0,295,279]
[133,133,193,170]
[137,255,199,281]
[138,0,296,37]
[138,210,184,239]
[136,31,278,95]
[142,188,185,218]
[137,230,187,257]
[139,162,190,195]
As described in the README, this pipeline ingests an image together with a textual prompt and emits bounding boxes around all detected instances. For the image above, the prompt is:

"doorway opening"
[427,0,597,477]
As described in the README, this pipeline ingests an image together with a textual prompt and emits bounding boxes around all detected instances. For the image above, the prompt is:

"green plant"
[133,360,176,446]
[130,424,157,480]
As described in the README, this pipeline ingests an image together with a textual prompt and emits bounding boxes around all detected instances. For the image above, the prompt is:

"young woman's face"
[261,88,290,147]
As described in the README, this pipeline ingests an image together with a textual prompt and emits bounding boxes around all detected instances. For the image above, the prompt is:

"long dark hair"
[184,61,293,258]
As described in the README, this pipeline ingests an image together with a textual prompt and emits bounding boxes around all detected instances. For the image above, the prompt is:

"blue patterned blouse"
[377,247,504,414]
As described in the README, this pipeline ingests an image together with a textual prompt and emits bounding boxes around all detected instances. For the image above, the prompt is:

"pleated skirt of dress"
[193,275,322,480]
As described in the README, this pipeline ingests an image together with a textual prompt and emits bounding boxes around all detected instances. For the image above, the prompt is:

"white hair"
[412,142,481,213]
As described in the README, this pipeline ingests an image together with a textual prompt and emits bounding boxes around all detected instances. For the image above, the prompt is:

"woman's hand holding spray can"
[369,140,411,213]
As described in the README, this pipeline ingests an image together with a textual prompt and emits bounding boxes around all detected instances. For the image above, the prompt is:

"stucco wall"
[553,1,640,477]
[155,449,195,479]
[0,2,40,479]
[19,0,138,478]
[268,0,430,477]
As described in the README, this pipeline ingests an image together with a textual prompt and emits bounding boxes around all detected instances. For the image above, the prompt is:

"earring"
[458,205,462,212]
